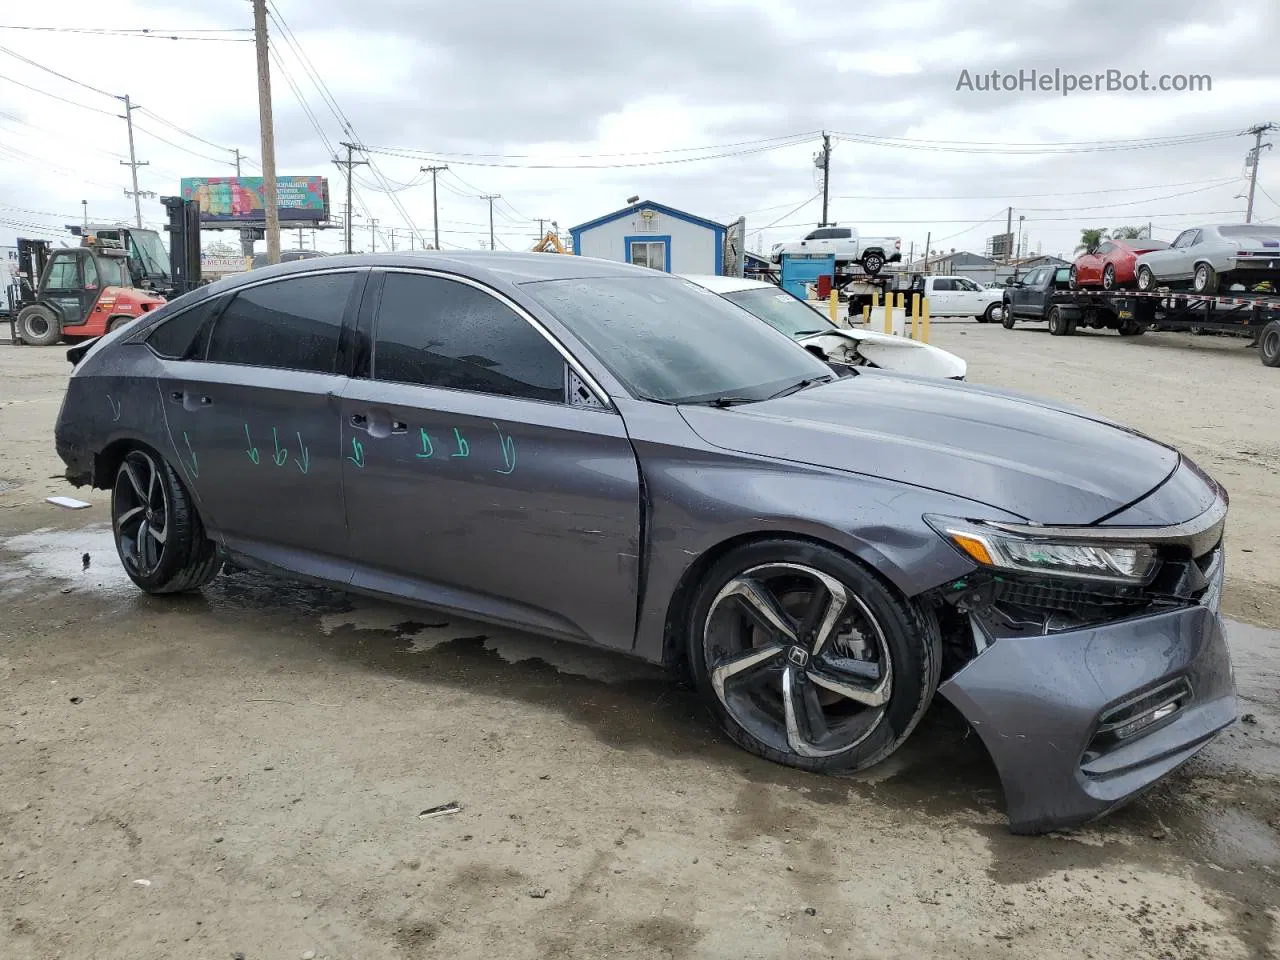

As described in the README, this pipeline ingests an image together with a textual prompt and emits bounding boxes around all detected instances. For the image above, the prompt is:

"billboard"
[180,176,330,223]
[986,232,1014,259]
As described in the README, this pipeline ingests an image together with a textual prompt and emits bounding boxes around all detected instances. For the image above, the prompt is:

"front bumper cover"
[938,602,1235,834]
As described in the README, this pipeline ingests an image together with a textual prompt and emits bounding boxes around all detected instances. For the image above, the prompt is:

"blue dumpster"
[780,253,836,300]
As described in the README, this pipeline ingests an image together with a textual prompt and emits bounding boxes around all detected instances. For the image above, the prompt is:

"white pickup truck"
[903,274,1005,323]
[770,226,902,275]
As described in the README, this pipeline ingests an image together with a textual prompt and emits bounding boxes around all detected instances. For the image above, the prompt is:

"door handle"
[170,390,212,407]
[391,420,407,434]
[350,413,369,430]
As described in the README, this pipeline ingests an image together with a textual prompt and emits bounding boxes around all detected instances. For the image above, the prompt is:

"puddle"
[0,524,131,599]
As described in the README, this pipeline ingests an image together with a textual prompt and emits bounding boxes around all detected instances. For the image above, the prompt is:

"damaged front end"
[924,489,1235,834]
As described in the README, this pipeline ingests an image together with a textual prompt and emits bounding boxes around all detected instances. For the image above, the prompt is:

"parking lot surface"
[2,323,1278,959]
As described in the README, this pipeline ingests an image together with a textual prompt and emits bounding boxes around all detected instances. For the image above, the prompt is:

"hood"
[799,330,967,380]
[678,372,1179,524]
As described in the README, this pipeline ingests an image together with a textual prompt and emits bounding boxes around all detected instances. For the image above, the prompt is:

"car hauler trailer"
[1004,281,1280,368]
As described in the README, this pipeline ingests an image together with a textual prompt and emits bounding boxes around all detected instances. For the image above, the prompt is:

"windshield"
[1218,225,1280,239]
[720,286,835,339]
[129,230,170,281]
[522,275,833,404]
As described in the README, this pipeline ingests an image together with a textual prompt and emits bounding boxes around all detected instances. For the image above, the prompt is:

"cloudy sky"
[2,0,1278,263]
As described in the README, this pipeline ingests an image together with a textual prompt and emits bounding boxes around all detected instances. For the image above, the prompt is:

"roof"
[201,250,656,298]
[569,201,727,236]
[680,274,771,294]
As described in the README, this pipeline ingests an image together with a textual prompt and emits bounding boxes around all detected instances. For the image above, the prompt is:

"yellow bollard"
[861,305,870,326]
[883,294,893,335]
[871,288,880,310]
[911,293,920,339]
[829,289,839,325]
[895,293,904,310]
[921,298,930,342]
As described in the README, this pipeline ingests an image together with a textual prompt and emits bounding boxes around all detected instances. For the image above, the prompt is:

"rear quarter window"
[145,296,223,360]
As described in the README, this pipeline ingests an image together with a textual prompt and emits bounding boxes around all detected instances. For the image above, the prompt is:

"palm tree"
[1075,228,1109,254]
[1111,225,1148,240]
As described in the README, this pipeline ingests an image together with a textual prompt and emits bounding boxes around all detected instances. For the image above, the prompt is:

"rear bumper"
[938,603,1235,834]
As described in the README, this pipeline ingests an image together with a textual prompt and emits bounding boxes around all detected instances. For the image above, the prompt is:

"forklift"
[6,197,204,347]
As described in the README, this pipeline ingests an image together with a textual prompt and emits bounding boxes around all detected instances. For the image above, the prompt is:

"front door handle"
[350,413,370,430]
[170,390,212,407]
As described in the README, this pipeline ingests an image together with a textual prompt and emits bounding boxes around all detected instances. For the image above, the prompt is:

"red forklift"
[9,237,167,346]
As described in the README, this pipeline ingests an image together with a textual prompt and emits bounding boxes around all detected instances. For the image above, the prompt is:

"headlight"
[925,516,1158,585]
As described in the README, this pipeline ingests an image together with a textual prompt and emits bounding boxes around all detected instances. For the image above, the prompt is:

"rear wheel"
[1068,264,1079,289]
[1136,265,1157,292]
[111,448,221,594]
[1261,319,1280,368]
[862,252,885,276]
[687,540,940,774]
[16,304,61,346]
[1047,306,1070,336]
[1193,263,1218,295]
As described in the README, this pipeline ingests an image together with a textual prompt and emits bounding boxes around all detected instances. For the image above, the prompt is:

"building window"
[629,239,668,271]
[635,211,658,232]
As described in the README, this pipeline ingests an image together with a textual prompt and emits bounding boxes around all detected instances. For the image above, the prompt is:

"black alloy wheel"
[689,542,940,773]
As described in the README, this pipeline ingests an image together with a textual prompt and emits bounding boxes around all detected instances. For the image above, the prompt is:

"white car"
[902,275,1006,322]
[682,275,966,380]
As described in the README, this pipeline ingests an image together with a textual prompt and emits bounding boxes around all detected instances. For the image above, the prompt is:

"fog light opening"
[1095,677,1193,746]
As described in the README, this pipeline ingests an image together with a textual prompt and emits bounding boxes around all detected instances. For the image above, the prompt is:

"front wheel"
[687,540,941,773]
[982,302,1002,324]
[1136,265,1157,292]
[1001,303,1016,329]
[112,448,221,594]
[16,304,61,346]
[1102,264,1117,290]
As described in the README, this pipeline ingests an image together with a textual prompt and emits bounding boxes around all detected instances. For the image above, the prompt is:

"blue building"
[569,200,727,275]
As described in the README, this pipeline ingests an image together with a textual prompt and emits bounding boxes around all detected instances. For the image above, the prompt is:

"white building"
[569,200,727,275]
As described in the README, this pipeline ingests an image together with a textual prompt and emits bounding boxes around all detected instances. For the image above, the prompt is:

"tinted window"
[932,278,955,291]
[45,254,79,289]
[833,228,852,239]
[146,296,223,360]
[372,273,565,403]
[207,272,355,373]
[1096,242,1114,255]
[803,230,822,240]
[523,275,832,405]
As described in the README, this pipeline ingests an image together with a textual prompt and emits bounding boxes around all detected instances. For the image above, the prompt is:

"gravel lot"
[1,322,1278,960]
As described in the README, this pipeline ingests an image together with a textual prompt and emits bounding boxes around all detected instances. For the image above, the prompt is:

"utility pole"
[233,148,243,176]
[923,231,931,273]
[480,195,500,251]
[336,142,369,254]
[816,132,832,227]
[252,0,281,265]
[118,94,149,228]
[419,165,447,249]
[1244,122,1275,223]
[369,219,379,253]
[1005,206,1013,262]
[81,200,88,231]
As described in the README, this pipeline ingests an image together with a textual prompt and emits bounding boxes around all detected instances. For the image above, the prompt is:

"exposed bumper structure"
[938,602,1235,834]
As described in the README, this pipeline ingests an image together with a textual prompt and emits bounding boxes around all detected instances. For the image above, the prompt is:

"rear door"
[928,277,958,316]
[339,268,643,651]
[155,269,364,580]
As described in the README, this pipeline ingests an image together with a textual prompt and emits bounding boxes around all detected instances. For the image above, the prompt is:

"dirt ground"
[1,323,1278,960]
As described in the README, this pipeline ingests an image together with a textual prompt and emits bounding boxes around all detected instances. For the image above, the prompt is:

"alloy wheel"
[702,562,893,759]
[113,451,170,578]
[1103,265,1116,290]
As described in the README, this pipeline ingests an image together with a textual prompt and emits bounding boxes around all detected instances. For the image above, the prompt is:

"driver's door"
[38,250,95,330]
[1165,230,1200,281]
[1009,269,1042,317]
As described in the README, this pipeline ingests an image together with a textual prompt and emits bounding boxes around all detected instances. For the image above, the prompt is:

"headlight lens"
[926,516,1158,584]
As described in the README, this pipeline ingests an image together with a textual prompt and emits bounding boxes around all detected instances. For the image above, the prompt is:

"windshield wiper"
[766,375,834,400]
[703,395,757,407]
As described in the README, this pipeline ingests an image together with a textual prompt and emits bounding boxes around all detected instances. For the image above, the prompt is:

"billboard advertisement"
[180,176,330,223]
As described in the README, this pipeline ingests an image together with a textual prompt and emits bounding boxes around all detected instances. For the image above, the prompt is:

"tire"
[111,448,221,594]
[1136,265,1157,292]
[1193,263,1218,295]
[1001,303,1016,329]
[1068,264,1079,289]
[16,304,61,346]
[862,252,885,276]
[981,302,1002,324]
[686,539,941,774]
[1047,306,1070,336]
[1102,264,1116,290]
[107,315,134,333]
[1261,319,1280,368]
[1118,320,1145,337]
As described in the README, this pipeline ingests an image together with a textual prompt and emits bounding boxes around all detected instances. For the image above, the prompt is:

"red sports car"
[1070,238,1171,290]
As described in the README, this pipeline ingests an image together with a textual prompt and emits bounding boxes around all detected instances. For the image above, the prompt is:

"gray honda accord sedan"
[54,252,1235,834]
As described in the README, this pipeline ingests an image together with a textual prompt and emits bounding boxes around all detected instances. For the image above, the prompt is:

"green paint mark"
[107,394,122,422]
[244,424,259,464]
[272,426,289,466]
[416,428,434,459]
[182,431,198,477]
[295,432,310,474]
[347,436,365,468]
[493,422,515,475]
[451,428,469,458]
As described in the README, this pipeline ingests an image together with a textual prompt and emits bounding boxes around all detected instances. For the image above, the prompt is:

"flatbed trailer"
[1019,286,1280,368]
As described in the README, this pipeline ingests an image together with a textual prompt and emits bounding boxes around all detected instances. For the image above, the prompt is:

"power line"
[752,209,1248,230]
[0,72,116,115]
[388,131,822,161]
[136,106,251,165]
[832,176,1247,202]
[132,122,234,166]
[0,25,251,37]
[746,194,820,236]
[0,43,117,98]
[831,129,1238,156]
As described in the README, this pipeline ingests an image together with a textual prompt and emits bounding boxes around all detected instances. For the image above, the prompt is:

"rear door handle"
[391,420,407,434]
[350,413,370,430]
[170,390,212,406]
